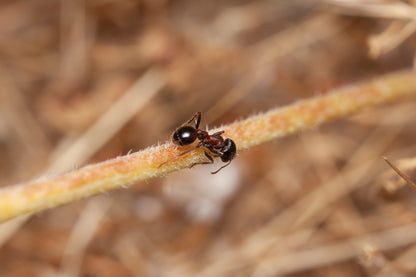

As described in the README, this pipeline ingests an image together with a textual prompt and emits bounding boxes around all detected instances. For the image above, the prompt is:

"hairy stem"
[0,69,415,222]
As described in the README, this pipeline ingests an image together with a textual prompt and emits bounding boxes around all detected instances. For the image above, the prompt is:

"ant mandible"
[159,112,236,174]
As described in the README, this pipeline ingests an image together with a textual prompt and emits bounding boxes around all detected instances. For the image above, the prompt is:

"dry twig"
[0,69,415,222]
[383,156,416,190]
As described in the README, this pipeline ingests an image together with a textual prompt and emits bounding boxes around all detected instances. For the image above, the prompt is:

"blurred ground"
[0,0,416,276]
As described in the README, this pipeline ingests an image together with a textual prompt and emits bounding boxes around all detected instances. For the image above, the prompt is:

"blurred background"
[1,0,416,276]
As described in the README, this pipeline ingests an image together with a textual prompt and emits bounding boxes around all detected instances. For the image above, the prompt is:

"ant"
[159,112,236,174]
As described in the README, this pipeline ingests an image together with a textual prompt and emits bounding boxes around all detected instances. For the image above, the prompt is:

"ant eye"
[173,126,197,146]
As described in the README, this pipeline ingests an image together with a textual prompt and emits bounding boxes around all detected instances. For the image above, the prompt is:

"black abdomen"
[220,138,236,162]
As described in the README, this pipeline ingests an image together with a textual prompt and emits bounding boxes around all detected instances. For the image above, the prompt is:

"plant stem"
[0,69,415,222]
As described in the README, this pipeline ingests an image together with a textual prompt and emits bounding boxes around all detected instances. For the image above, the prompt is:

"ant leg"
[186,112,202,129]
[189,150,214,168]
[211,161,231,174]
[206,146,224,157]
[194,112,201,129]
[158,144,201,168]
[211,130,224,136]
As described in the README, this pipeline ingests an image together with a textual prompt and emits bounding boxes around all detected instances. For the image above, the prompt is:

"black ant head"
[220,138,236,162]
[173,126,198,146]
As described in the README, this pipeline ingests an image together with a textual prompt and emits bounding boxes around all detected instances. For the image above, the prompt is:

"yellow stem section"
[0,69,415,222]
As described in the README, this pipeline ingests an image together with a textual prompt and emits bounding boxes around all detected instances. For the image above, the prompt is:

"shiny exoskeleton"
[160,112,236,174]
